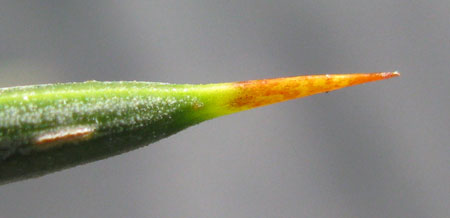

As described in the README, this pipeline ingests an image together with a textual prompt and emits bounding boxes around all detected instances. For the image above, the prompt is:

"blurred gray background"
[0,1,448,217]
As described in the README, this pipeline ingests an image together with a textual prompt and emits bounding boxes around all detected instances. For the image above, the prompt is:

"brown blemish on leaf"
[34,126,95,149]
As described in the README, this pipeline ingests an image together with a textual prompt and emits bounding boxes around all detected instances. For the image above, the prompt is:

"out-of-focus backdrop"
[0,1,448,217]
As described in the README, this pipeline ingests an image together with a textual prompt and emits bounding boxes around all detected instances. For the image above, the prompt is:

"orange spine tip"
[229,72,399,111]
